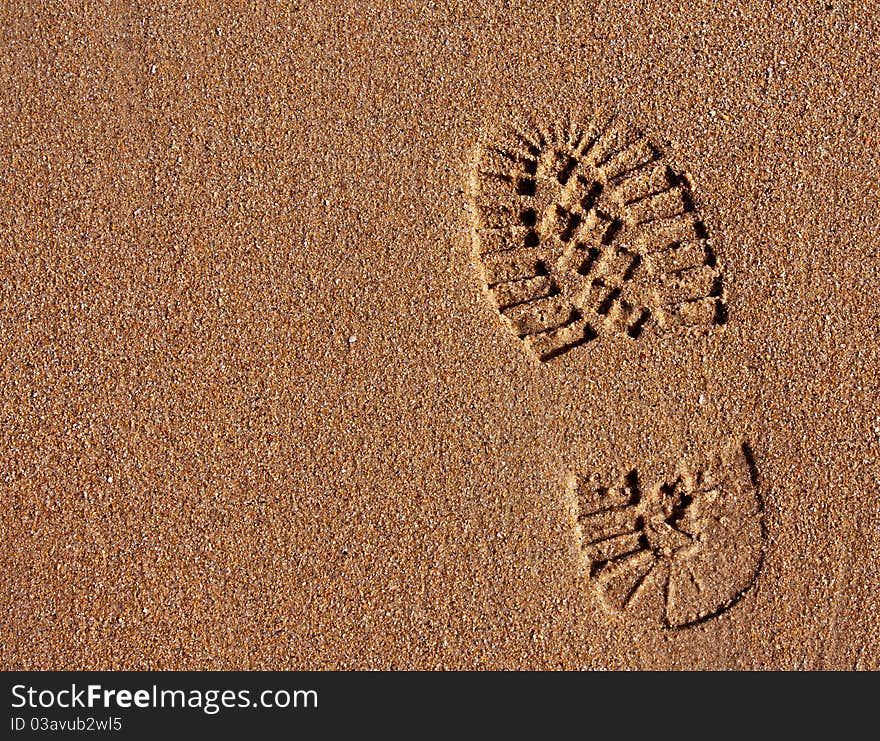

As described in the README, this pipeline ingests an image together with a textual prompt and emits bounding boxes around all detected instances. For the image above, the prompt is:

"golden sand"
[1,1,878,669]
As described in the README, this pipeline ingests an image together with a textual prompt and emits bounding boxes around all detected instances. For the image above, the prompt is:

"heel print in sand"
[566,443,765,628]
[468,117,724,360]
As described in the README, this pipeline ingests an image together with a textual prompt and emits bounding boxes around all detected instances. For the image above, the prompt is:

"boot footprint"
[467,114,765,629]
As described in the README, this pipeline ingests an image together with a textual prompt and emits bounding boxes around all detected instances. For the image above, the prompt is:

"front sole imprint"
[468,117,725,361]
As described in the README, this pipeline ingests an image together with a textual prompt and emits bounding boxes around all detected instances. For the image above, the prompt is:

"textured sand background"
[1,0,878,669]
